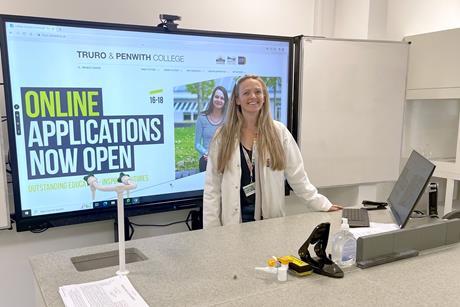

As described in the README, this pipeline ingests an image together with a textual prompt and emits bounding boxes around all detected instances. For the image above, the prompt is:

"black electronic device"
[298,223,344,278]
[387,150,435,228]
[0,14,294,231]
[342,208,370,227]
[428,182,438,217]
[157,14,181,30]
[159,14,181,22]
[362,200,388,210]
[344,150,435,229]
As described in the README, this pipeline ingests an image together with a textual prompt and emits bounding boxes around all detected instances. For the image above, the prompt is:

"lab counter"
[30,210,460,306]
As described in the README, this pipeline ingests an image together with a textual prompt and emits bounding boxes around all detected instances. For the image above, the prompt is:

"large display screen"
[0,15,293,231]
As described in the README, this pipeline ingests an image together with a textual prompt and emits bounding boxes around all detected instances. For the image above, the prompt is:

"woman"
[195,86,229,172]
[203,75,341,228]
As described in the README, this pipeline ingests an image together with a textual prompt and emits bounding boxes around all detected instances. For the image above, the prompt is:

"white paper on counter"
[349,222,399,239]
[59,275,149,307]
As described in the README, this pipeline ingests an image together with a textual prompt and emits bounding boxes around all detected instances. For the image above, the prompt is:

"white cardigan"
[203,121,332,229]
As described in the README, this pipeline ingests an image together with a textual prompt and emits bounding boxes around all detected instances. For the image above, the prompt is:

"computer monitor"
[0,15,293,231]
[387,150,436,228]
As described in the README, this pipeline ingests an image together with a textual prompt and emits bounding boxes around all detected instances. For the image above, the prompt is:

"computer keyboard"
[342,208,370,227]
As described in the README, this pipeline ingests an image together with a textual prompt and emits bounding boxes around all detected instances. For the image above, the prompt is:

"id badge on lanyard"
[243,182,255,197]
[242,140,256,197]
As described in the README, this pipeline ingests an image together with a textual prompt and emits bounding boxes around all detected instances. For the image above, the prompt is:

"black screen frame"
[388,150,436,229]
[0,14,295,231]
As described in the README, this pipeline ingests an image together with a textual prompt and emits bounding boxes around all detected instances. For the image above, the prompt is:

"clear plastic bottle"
[331,218,357,267]
[277,257,289,281]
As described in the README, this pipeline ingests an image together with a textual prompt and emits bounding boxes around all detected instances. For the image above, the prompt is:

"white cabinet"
[405,29,460,214]
[406,28,460,99]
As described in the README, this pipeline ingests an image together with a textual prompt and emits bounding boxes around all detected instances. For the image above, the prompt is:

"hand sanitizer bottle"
[331,218,357,267]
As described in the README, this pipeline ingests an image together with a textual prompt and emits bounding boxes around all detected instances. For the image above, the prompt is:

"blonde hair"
[214,75,285,173]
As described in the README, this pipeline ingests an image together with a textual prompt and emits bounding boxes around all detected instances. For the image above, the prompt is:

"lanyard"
[242,139,256,182]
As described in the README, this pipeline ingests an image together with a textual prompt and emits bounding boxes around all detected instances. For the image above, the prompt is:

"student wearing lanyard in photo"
[202,75,341,228]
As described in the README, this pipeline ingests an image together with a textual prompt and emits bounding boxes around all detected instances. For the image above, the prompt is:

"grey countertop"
[30,210,460,306]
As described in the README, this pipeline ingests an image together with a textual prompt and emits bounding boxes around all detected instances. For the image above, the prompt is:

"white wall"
[1,0,315,36]
[0,1,316,307]
[313,0,373,39]
[313,0,337,37]
[386,0,460,40]
[333,0,370,39]
[323,0,460,40]
[368,0,388,39]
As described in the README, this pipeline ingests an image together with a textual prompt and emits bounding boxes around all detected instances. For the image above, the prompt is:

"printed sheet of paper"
[349,222,399,239]
[59,275,148,307]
